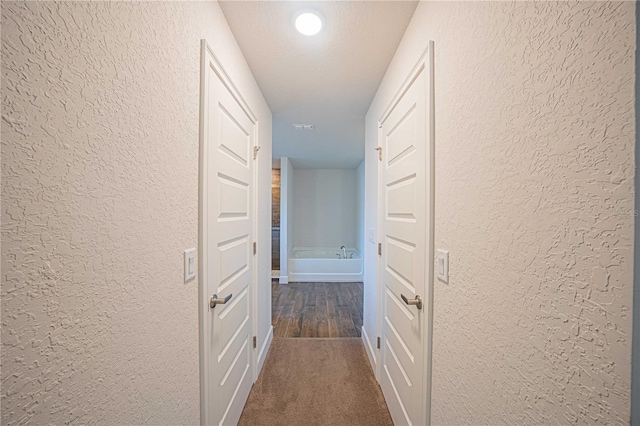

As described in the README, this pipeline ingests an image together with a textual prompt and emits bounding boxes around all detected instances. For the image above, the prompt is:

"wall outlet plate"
[436,249,449,283]
[184,248,196,282]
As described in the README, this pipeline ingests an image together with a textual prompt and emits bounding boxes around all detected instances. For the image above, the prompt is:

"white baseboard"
[256,325,273,375]
[362,325,377,378]
[279,276,289,284]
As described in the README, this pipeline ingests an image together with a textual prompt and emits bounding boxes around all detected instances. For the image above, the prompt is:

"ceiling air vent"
[292,124,314,130]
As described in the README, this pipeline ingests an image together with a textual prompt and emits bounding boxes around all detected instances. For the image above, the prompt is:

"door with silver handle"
[401,294,422,310]
[210,293,232,309]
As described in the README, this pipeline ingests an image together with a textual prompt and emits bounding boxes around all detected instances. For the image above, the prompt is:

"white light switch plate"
[368,228,376,243]
[184,248,196,282]
[437,249,449,283]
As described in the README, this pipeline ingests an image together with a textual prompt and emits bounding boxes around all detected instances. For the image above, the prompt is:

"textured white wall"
[363,1,636,423]
[1,2,272,424]
[293,169,358,250]
[632,5,640,419]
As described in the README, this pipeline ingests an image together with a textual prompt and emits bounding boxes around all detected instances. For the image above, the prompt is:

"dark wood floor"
[272,281,363,338]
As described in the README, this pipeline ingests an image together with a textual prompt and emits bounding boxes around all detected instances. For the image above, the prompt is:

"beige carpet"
[238,338,393,426]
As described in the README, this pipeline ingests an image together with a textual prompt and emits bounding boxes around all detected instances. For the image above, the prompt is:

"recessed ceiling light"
[295,11,323,36]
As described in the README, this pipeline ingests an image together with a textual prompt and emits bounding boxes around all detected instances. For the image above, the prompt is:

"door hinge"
[253,242,257,255]
[377,337,381,349]
[374,146,382,161]
[378,243,382,256]
[253,146,261,160]
[253,336,257,348]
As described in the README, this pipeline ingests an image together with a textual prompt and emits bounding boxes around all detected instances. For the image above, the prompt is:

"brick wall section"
[272,169,280,269]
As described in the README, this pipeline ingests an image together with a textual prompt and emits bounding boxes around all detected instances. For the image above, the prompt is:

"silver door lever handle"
[401,294,422,310]
[210,293,232,309]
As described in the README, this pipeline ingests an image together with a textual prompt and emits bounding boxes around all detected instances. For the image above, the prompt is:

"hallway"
[238,338,392,426]
[1,1,637,425]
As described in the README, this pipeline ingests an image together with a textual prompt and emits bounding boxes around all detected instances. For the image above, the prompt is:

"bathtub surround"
[1,2,273,424]
[289,248,363,282]
[363,1,635,423]
[293,168,359,249]
[279,165,365,283]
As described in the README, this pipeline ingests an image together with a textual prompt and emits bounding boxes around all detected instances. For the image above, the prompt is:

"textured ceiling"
[219,1,418,168]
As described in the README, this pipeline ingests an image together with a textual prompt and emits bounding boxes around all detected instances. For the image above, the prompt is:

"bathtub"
[288,247,363,282]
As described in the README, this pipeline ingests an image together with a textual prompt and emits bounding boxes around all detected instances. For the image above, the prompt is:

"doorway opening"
[202,0,431,423]
[271,158,365,337]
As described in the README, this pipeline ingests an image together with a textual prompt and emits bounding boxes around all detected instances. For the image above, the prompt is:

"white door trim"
[251,118,260,383]
[376,40,435,426]
[198,39,259,426]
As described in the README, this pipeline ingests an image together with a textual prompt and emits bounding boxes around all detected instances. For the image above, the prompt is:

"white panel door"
[379,62,431,425]
[201,44,255,426]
